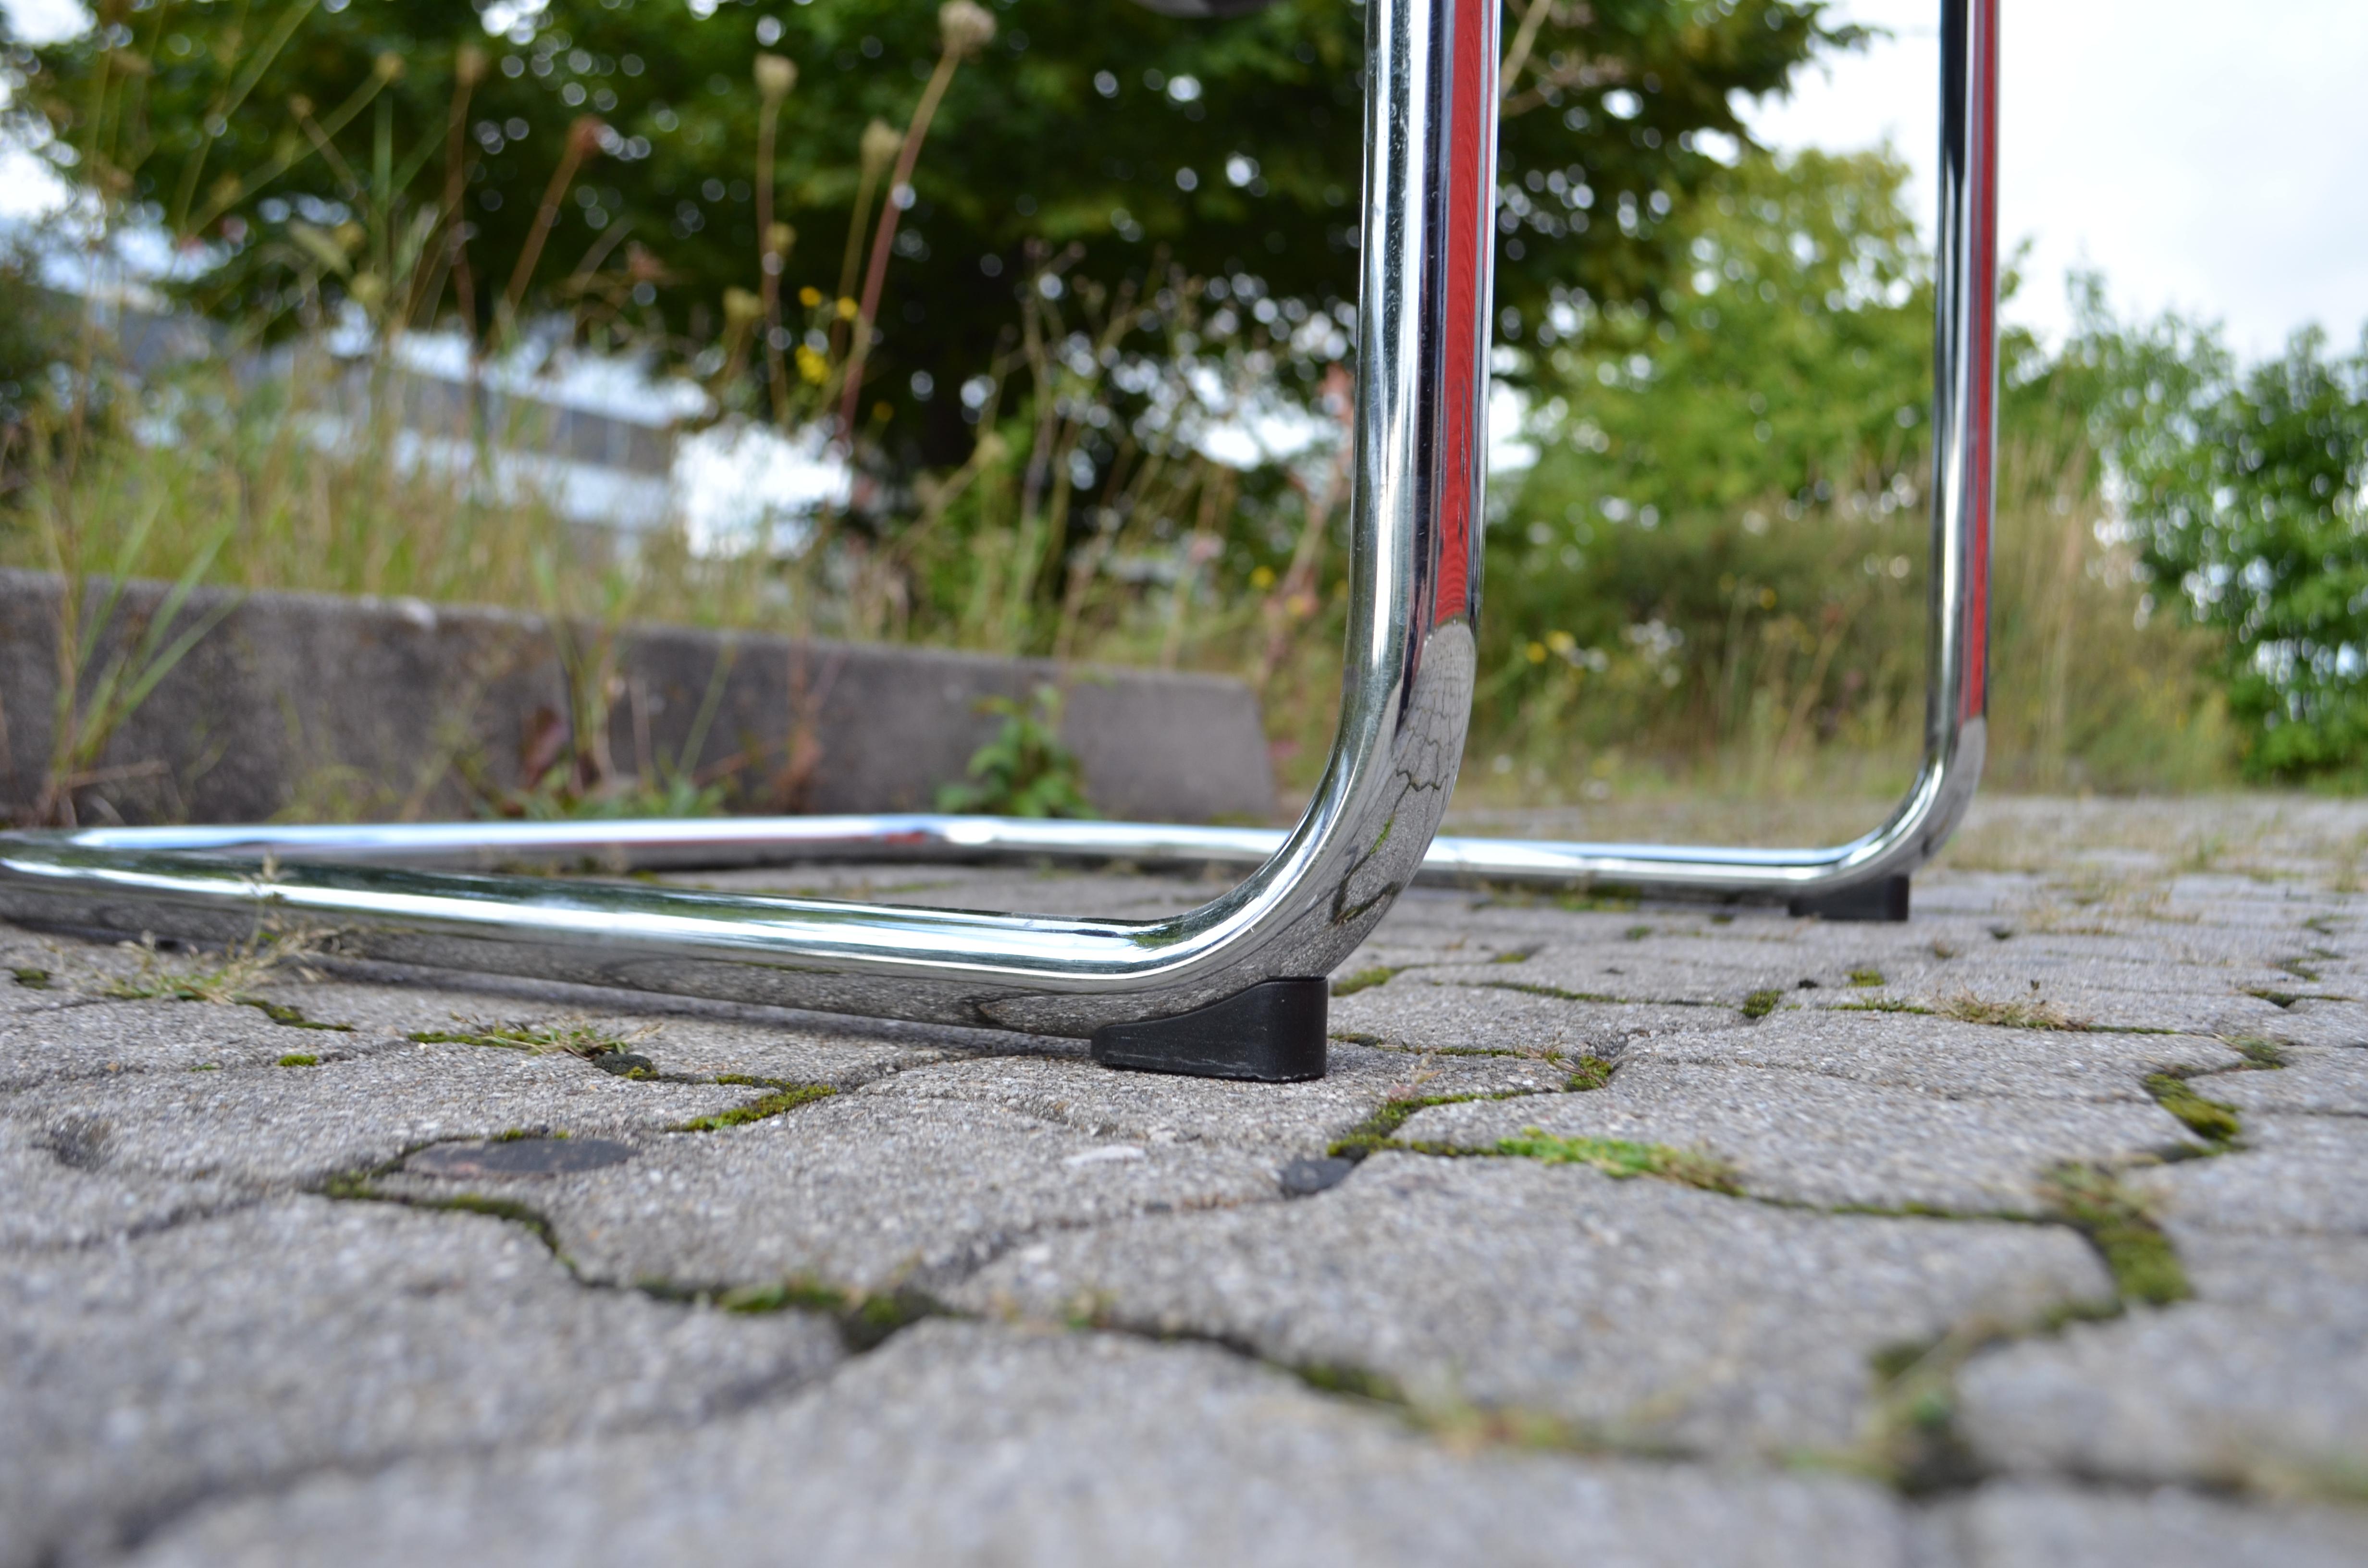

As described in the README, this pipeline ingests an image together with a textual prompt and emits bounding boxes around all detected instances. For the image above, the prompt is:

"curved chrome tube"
[0,0,1500,1038]
[49,0,2001,904]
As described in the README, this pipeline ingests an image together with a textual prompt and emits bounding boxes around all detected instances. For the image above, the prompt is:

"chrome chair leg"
[79,1,1999,919]
[0,0,1502,1079]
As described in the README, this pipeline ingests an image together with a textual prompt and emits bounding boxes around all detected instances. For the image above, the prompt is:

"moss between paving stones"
[1489,1129,1742,1195]
[1742,988,1784,1019]
[672,1082,836,1133]
[2041,1163,2190,1306]
[2143,1072,2242,1145]
[12,966,52,989]
[1331,966,1402,998]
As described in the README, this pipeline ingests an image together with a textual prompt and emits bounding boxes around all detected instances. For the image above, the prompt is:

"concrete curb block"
[0,570,1276,826]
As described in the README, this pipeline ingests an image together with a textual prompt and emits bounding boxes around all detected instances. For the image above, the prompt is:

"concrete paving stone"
[0,1196,843,1568]
[1421,949,1834,1008]
[1394,1062,2197,1215]
[954,1152,2112,1458]
[1931,1481,2368,1568]
[124,1319,1920,1568]
[376,1088,1289,1295]
[2230,995,2368,1049]
[1958,1233,2368,1492]
[0,1115,245,1252]
[0,993,404,1091]
[2,1040,754,1190]
[1332,975,1743,1057]
[2201,1047,2368,1115]
[1622,1009,2239,1103]
[250,974,992,1083]
[1797,981,2289,1041]
[2132,1114,2368,1236]
[869,1041,1563,1155]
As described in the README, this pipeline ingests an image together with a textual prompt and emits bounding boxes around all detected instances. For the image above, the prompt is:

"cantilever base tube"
[0,0,1505,1080]
[0,0,1998,1072]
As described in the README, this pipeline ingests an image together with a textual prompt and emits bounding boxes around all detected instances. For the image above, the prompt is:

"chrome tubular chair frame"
[2,0,2000,1068]
[58,0,2000,911]
[0,0,1503,1079]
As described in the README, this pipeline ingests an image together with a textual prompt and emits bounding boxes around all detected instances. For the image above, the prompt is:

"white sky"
[1743,0,2368,357]
[9,0,2363,358]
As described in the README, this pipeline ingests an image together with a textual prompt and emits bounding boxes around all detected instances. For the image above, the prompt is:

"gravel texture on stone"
[865,1039,1564,1153]
[1622,1009,2240,1102]
[3,1040,754,1188]
[1931,1481,2368,1568]
[0,1197,842,1568]
[8,790,2368,1561]
[2132,1113,2368,1236]
[122,1320,1916,1568]
[954,1152,2112,1457]
[1394,1060,2198,1213]
[375,1085,1289,1294]
[1331,975,1742,1055]
[1959,1234,2368,1492]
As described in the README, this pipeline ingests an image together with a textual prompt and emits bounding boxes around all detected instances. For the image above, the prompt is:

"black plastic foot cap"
[1090,978,1329,1082]
[1788,875,1911,923]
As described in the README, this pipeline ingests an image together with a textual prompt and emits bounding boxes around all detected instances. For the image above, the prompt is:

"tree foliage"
[11,0,1843,446]
[2072,294,2368,781]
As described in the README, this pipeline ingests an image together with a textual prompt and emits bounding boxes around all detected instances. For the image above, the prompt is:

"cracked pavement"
[6,794,2368,1567]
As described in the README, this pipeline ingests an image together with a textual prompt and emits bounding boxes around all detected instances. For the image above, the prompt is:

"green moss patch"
[1493,1128,1741,1195]
[2144,1072,2242,1145]
[11,966,52,989]
[1848,968,1885,988]
[2042,1163,2191,1306]
[1331,966,1403,998]
[1741,988,1784,1019]
[275,1053,320,1067]
[1563,1055,1616,1092]
[672,1082,836,1132]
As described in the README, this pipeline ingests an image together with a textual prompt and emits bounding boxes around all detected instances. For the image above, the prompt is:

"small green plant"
[2224,1035,2288,1068]
[1741,988,1784,1019]
[672,1082,836,1133]
[408,1019,651,1064]
[1331,966,1401,998]
[10,967,50,989]
[1938,992,2087,1030]
[935,684,1092,818]
[1493,1128,1741,1195]
[2144,1072,2242,1145]
[276,1053,320,1067]
[2041,1162,2190,1306]
[1563,1055,1616,1092]
[1848,968,1885,988]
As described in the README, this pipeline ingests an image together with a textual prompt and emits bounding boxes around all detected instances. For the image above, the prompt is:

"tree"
[11,0,1845,450]
[1481,146,1936,756]
[2072,293,2368,782]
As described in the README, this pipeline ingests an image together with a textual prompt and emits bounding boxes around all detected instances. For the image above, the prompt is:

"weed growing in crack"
[2144,1072,2242,1145]
[1848,969,1885,988]
[1741,988,1784,1019]
[1490,946,1541,965]
[1328,1094,1482,1159]
[410,1018,653,1073]
[1473,980,1623,1004]
[105,931,354,1030]
[11,966,51,989]
[2224,1035,2289,1068]
[1623,924,1653,942]
[1492,1128,1742,1194]
[699,1277,943,1351]
[275,1053,320,1067]
[1564,1055,1616,1092]
[1331,966,1402,998]
[2041,1163,2190,1306]
[672,1082,836,1132]
[1936,992,2088,1030]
